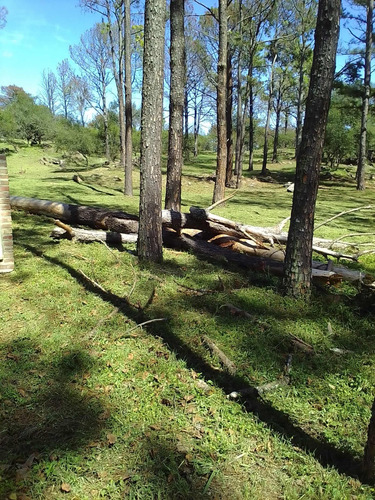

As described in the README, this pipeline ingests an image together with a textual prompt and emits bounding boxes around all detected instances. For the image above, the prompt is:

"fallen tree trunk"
[11,196,368,284]
[10,196,362,253]
[163,230,361,283]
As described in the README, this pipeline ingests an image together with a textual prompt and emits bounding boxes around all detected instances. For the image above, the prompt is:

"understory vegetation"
[1,143,375,499]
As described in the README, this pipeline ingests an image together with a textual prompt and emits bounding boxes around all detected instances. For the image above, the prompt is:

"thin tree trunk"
[165,0,186,211]
[212,0,228,204]
[138,0,166,262]
[226,47,234,186]
[184,88,190,160]
[194,92,202,157]
[272,88,282,163]
[283,0,340,299]
[105,2,126,181]
[262,52,277,175]
[124,0,133,196]
[234,0,243,182]
[248,64,254,172]
[237,78,250,188]
[356,0,373,191]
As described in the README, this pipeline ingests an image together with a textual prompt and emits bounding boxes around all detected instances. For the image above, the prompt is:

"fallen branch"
[202,335,236,375]
[206,191,237,211]
[51,225,138,244]
[78,269,107,293]
[315,205,373,230]
[289,334,315,355]
[121,318,167,336]
[221,303,252,319]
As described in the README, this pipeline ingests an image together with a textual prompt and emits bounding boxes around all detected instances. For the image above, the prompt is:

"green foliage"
[0,86,55,144]
[55,118,100,158]
[324,93,360,167]
[90,111,120,160]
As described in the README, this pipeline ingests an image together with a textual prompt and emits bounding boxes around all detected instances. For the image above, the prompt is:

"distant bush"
[55,118,100,160]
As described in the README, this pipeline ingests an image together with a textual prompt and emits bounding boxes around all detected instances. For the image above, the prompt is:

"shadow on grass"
[0,341,105,497]
[17,243,370,486]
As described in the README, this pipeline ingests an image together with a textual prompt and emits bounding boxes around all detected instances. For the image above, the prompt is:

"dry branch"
[315,205,373,230]
[202,335,236,375]
[51,225,138,244]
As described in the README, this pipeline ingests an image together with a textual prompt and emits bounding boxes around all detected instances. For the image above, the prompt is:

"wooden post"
[0,154,14,273]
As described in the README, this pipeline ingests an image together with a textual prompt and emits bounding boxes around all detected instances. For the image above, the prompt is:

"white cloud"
[0,31,24,46]
[55,34,70,45]
[2,50,13,58]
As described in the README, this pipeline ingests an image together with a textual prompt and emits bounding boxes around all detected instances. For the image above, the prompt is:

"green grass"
[0,143,375,499]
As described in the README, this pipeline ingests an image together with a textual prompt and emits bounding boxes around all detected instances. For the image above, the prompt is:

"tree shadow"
[17,243,371,486]
[0,340,105,497]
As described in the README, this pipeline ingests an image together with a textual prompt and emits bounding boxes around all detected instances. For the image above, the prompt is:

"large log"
[10,196,357,252]
[10,196,367,283]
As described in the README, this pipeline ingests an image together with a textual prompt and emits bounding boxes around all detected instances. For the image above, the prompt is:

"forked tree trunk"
[165,0,186,211]
[283,0,341,299]
[138,0,166,262]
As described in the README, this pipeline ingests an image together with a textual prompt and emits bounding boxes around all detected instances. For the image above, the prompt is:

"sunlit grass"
[0,143,374,498]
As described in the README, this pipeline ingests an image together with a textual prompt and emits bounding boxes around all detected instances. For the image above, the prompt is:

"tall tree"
[71,76,91,126]
[56,59,74,119]
[283,0,341,299]
[212,0,228,204]
[356,0,373,190]
[291,0,317,158]
[70,24,113,160]
[261,43,278,175]
[165,0,186,211]
[124,0,133,196]
[81,0,134,195]
[137,0,166,262]
[40,69,58,115]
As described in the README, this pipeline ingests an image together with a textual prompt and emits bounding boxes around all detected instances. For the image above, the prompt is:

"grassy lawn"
[1,143,375,499]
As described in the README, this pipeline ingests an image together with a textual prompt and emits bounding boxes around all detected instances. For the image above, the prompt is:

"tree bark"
[165,0,186,211]
[262,52,277,175]
[363,396,375,483]
[356,0,373,191]
[283,0,341,299]
[272,87,282,163]
[105,1,126,184]
[212,0,228,204]
[137,0,166,262]
[124,0,133,196]
[226,47,234,186]
[248,64,254,172]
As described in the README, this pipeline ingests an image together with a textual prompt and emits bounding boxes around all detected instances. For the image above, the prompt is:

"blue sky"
[0,0,363,104]
[0,0,101,97]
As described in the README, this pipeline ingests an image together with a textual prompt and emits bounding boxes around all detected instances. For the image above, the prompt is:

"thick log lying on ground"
[10,196,361,255]
[163,231,363,283]
[10,196,140,233]
[11,196,368,283]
